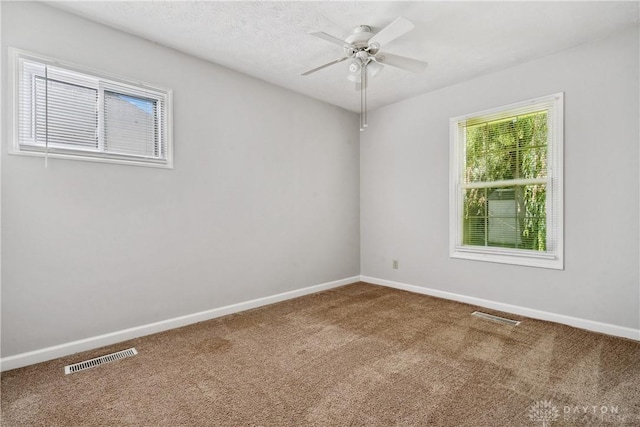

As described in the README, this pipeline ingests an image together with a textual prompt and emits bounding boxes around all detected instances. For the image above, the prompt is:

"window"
[449,93,563,269]
[10,48,172,168]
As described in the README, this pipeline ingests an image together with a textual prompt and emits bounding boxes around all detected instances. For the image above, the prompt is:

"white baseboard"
[361,276,640,341]
[0,276,359,372]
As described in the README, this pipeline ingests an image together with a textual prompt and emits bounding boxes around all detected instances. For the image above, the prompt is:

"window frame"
[449,93,564,269]
[9,48,173,168]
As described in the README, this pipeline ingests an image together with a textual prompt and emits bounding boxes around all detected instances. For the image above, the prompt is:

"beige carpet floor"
[2,282,639,426]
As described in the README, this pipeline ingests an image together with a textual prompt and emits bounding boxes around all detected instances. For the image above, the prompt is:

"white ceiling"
[50,1,639,113]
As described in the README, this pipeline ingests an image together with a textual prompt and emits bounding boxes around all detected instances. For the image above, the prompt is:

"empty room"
[1,1,639,425]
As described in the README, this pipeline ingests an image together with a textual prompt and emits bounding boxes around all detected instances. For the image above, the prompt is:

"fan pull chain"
[363,61,368,128]
[44,65,49,168]
[360,62,364,131]
[360,61,368,131]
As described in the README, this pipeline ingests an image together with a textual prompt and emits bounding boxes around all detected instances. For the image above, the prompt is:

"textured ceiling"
[50,1,639,113]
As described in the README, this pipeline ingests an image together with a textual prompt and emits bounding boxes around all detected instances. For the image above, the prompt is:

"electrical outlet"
[392,259,399,269]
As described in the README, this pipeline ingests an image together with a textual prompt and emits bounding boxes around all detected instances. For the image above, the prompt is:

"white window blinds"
[104,91,162,158]
[31,65,99,151]
[12,49,172,168]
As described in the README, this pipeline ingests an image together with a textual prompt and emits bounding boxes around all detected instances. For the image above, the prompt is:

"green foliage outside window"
[463,112,548,251]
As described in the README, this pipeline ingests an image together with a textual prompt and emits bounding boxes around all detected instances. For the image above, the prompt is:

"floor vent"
[64,348,138,375]
[472,311,520,326]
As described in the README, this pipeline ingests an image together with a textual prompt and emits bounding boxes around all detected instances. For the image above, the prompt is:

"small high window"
[449,93,563,269]
[10,48,172,168]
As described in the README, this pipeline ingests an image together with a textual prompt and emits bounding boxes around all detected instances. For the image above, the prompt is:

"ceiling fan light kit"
[302,17,428,131]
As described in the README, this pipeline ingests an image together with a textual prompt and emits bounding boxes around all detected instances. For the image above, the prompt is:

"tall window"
[449,94,563,269]
[10,48,172,168]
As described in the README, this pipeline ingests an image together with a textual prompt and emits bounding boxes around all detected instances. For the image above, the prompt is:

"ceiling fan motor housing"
[345,25,375,48]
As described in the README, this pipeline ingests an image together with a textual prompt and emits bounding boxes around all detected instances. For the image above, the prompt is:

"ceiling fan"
[301,17,428,130]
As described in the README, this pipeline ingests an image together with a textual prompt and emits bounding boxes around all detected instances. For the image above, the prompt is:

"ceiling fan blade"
[301,57,349,76]
[368,17,415,48]
[309,31,350,47]
[375,53,428,73]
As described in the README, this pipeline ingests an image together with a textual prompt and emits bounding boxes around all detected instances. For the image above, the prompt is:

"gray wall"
[361,25,639,330]
[1,2,360,357]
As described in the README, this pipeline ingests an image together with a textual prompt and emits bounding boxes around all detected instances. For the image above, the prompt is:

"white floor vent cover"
[64,348,138,375]
[472,311,520,326]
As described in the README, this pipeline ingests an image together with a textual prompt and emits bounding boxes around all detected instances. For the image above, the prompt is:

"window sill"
[9,146,173,169]
[451,246,563,270]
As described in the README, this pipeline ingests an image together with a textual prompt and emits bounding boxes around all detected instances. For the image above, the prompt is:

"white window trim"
[449,93,564,269]
[8,47,173,169]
